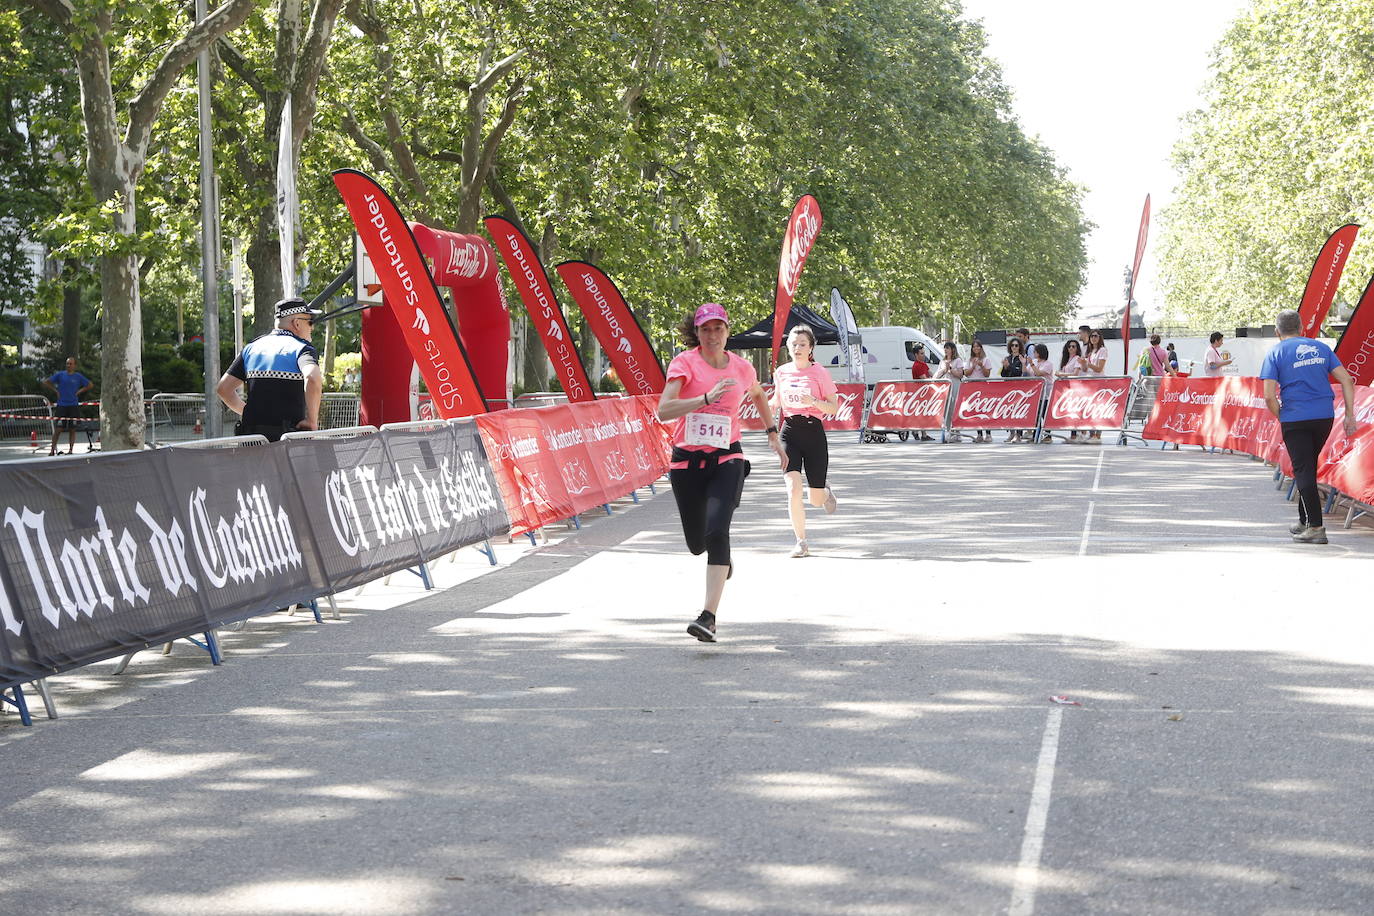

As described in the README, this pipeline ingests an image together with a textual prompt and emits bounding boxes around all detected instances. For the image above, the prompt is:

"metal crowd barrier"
[0,395,55,450]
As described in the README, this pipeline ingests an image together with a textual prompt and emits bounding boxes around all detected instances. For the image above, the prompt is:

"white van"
[814,326,947,386]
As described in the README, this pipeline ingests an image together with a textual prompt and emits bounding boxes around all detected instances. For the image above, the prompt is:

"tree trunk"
[246,209,281,336]
[60,264,82,359]
[97,167,145,450]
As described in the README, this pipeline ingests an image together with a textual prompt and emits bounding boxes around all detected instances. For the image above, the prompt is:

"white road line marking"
[1077,501,1095,556]
[1091,449,1105,493]
[1009,706,1065,916]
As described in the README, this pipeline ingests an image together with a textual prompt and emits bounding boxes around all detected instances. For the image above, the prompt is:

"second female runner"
[771,326,840,558]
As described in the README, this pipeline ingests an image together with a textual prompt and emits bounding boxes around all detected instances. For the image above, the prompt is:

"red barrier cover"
[1144,376,1270,451]
[555,261,666,396]
[1042,377,1133,430]
[1317,388,1374,504]
[739,383,865,431]
[950,379,1044,430]
[476,395,669,534]
[865,381,952,431]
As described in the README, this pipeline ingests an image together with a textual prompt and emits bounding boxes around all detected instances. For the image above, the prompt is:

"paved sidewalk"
[2,438,1371,915]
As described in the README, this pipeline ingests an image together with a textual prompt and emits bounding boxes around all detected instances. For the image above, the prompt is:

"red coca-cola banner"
[333,169,486,417]
[865,381,952,431]
[1334,275,1374,387]
[1299,224,1359,338]
[475,395,669,535]
[484,216,595,402]
[1144,376,1272,451]
[950,379,1045,430]
[738,383,865,431]
[554,261,666,396]
[771,195,823,371]
[1043,377,1133,430]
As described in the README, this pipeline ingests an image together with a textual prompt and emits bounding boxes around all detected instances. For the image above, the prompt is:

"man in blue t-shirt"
[1259,309,1357,544]
[41,356,94,456]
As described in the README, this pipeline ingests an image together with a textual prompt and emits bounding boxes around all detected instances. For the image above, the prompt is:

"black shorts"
[53,404,80,430]
[781,414,829,488]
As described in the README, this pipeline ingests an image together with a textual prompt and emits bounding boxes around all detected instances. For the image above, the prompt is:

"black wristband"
[703,392,712,405]
[765,425,778,435]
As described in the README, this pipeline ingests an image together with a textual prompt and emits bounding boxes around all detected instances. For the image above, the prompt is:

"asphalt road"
[2,436,1372,915]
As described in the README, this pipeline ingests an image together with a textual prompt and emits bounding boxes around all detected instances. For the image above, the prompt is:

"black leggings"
[781,415,829,488]
[1282,417,1334,527]
[670,447,748,566]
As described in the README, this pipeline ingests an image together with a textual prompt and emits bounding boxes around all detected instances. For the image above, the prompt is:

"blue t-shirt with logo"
[48,370,91,406]
[1258,337,1341,422]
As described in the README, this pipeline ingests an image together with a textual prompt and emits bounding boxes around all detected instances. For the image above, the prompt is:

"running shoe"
[790,539,810,558]
[1289,522,1307,535]
[823,488,838,515]
[1292,526,1329,544]
[687,610,717,642]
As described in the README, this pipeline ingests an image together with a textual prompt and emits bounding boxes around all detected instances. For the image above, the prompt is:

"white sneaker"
[823,488,837,515]
[790,540,809,558]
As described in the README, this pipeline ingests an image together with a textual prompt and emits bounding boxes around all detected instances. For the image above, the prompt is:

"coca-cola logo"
[872,385,947,418]
[956,388,1038,421]
[834,391,860,422]
[444,239,488,279]
[1050,386,1127,422]
[780,200,822,297]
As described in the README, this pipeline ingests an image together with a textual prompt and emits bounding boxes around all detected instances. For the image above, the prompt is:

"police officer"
[216,297,324,441]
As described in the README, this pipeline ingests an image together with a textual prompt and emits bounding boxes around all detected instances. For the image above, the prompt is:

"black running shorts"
[781,414,829,488]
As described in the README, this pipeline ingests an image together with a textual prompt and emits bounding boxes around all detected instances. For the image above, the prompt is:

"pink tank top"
[664,349,757,450]
[772,361,837,419]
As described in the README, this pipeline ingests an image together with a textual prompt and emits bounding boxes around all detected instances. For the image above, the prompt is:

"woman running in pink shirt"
[770,326,840,558]
[658,303,787,642]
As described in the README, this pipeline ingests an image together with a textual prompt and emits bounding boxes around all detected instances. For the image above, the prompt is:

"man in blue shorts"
[41,356,94,455]
[1260,309,1357,544]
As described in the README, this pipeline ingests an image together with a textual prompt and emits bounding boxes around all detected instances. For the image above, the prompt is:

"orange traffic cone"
[193,415,203,435]
[30,430,37,445]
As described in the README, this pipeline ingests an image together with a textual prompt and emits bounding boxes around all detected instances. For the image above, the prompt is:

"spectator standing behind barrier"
[1000,338,1027,442]
[658,303,786,643]
[770,326,840,558]
[1260,308,1357,545]
[1057,340,1085,441]
[1203,332,1233,377]
[41,356,93,456]
[1166,342,1180,373]
[1144,334,1174,377]
[1028,343,1055,443]
[216,297,323,442]
[1081,330,1108,441]
[910,344,931,380]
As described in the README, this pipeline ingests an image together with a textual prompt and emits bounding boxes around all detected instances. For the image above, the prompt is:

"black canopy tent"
[725,302,843,349]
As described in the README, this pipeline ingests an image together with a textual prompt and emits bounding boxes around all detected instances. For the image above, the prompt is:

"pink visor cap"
[694,303,729,326]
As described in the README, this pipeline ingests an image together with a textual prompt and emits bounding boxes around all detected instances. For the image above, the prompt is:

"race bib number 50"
[781,379,811,408]
[684,411,730,448]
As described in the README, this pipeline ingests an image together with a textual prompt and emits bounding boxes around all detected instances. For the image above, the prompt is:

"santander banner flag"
[1335,274,1374,386]
[333,169,486,417]
[771,195,823,371]
[1123,194,1150,374]
[484,215,595,402]
[555,261,666,396]
[1299,224,1359,337]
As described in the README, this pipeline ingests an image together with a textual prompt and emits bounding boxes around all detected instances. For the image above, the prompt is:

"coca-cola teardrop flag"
[1299,224,1359,338]
[1334,274,1374,386]
[333,169,486,417]
[554,261,666,396]
[484,215,595,402]
[1123,194,1150,374]
[771,195,823,371]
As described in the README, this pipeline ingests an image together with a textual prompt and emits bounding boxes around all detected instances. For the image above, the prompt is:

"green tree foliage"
[1158,0,1374,330]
